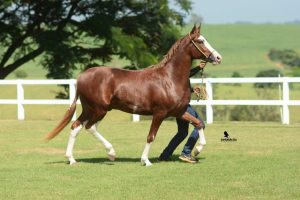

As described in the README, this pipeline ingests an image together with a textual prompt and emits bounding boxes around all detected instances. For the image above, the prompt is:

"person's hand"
[193,86,201,94]
[197,60,207,69]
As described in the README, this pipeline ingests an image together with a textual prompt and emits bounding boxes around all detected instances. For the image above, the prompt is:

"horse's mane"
[148,34,189,69]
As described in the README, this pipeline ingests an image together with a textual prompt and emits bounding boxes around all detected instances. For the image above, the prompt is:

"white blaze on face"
[198,35,222,65]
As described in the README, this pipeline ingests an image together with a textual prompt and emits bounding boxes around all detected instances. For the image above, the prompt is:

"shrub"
[268,48,300,67]
[230,105,280,122]
[231,71,243,77]
[254,69,283,88]
[14,70,28,78]
[231,71,243,86]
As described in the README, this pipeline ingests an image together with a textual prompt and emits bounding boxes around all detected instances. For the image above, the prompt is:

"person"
[158,65,207,163]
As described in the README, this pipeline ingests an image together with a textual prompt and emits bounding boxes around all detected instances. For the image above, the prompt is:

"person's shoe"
[179,154,197,163]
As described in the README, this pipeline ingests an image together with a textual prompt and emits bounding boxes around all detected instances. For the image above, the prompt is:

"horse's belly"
[110,96,152,115]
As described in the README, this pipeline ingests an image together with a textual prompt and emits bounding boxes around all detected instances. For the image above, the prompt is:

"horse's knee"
[199,120,205,129]
[147,135,155,143]
[86,124,96,133]
[193,119,205,129]
[71,120,82,130]
[70,124,82,137]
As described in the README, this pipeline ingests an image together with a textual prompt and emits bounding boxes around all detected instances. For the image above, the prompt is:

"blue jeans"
[159,105,205,159]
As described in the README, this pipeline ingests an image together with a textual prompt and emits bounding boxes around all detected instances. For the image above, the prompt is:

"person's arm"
[189,66,201,77]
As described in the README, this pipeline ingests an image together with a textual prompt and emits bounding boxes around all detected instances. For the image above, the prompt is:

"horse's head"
[189,25,222,65]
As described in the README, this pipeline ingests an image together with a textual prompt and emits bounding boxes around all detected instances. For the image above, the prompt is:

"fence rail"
[1,77,300,124]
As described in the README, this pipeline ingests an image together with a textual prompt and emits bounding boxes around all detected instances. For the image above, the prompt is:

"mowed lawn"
[0,112,299,200]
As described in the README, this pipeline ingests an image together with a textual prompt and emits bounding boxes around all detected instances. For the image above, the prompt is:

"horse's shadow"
[46,154,205,165]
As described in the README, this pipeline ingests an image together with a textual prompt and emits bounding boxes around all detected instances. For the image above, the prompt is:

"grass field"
[1,24,300,199]
[0,112,300,199]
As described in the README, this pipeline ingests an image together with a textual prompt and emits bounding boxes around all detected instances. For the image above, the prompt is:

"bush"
[230,105,280,122]
[231,71,243,77]
[231,71,243,86]
[254,69,283,88]
[14,70,28,78]
[268,48,300,67]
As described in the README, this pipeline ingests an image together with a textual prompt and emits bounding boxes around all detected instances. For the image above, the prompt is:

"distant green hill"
[5,24,300,79]
[189,24,300,77]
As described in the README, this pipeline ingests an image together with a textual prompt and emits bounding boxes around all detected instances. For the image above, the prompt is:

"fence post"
[69,80,77,121]
[282,78,289,124]
[132,114,140,122]
[17,80,25,120]
[206,79,213,124]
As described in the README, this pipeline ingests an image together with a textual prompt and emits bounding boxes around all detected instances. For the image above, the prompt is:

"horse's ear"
[198,23,202,35]
[190,24,198,34]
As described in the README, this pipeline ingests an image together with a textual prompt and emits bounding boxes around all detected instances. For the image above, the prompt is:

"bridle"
[188,33,211,101]
[189,33,215,64]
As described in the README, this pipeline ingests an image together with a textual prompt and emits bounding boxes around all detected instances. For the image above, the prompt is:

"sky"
[185,0,300,24]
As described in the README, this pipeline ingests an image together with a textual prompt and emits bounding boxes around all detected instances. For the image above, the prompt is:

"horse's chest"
[169,90,191,111]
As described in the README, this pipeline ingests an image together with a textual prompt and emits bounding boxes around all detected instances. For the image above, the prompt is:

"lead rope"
[195,60,208,101]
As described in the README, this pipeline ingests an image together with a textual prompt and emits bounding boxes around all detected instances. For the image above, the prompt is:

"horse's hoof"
[141,158,152,167]
[69,159,77,165]
[194,145,203,157]
[67,156,77,165]
[193,149,200,157]
[107,147,116,161]
[108,154,115,161]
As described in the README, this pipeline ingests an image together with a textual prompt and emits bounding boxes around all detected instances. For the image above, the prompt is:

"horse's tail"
[44,92,78,140]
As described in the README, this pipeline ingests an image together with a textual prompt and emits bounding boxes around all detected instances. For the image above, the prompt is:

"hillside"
[4,24,300,79]
[182,24,300,77]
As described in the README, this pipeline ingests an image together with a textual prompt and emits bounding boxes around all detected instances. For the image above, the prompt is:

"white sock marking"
[87,125,116,160]
[66,125,82,164]
[141,142,152,166]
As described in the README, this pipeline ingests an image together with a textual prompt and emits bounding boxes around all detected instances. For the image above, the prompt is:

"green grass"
[0,115,300,199]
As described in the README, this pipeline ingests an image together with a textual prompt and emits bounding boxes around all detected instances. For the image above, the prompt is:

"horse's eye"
[198,39,205,44]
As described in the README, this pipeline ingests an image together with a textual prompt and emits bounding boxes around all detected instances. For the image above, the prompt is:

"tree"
[0,0,192,79]
[268,48,300,67]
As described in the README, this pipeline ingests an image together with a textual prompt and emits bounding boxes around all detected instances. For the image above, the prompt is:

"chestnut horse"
[45,25,222,166]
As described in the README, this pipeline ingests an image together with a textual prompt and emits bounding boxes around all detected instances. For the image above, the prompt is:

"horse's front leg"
[141,113,165,167]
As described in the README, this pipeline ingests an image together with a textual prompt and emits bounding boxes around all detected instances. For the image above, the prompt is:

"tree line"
[0,0,192,79]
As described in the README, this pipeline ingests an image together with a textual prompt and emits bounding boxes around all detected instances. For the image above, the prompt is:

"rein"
[195,60,208,101]
[188,33,210,101]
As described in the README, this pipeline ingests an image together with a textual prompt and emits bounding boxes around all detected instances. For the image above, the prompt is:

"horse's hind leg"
[66,118,84,165]
[85,110,116,161]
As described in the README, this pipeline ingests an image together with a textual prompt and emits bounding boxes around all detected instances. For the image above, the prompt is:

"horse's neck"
[164,51,192,85]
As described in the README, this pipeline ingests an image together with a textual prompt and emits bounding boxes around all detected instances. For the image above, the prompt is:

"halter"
[189,33,209,101]
[189,33,215,61]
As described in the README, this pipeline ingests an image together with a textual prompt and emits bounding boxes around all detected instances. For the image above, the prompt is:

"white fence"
[0,77,300,124]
